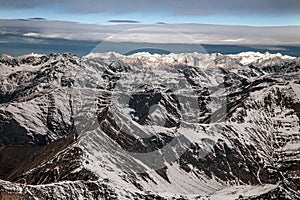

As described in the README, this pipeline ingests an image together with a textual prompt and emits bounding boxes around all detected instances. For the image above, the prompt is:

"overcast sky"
[0,0,300,25]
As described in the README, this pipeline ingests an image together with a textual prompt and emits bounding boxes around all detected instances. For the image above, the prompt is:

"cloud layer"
[1,0,300,16]
[0,19,300,46]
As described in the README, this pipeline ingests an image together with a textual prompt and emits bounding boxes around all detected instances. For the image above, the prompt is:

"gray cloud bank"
[0,0,300,16]
[0,19,300,46]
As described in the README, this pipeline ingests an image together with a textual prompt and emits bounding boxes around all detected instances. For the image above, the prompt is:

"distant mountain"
[0,52,299,199]
[125,48,171,55]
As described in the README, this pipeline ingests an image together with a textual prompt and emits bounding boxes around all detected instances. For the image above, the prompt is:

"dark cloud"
[0,0,300,15]
[156,22,167,25]
[108,20,140,23]
[28,17,47,21]
[17,19,30,21]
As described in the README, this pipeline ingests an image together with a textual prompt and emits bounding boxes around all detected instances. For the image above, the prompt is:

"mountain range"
[0,51,299,199]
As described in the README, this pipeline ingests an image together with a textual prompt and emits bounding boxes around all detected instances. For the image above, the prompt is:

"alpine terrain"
[0,51,299,199]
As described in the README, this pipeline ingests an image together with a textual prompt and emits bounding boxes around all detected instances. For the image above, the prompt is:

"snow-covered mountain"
[0,52,299,199]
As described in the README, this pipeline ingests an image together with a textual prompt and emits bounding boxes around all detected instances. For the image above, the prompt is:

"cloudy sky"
[0,0,300,56]
[0,0,300,25]
[1,19,300,46]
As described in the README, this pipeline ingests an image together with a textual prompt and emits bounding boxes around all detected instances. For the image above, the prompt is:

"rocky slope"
[0,52,299,199]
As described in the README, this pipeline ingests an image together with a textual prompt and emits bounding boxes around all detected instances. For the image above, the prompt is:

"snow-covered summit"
[228,51,296,65]
[85,51,299,69]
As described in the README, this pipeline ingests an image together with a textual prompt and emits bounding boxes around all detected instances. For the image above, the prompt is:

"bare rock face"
[0,52,299,199]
